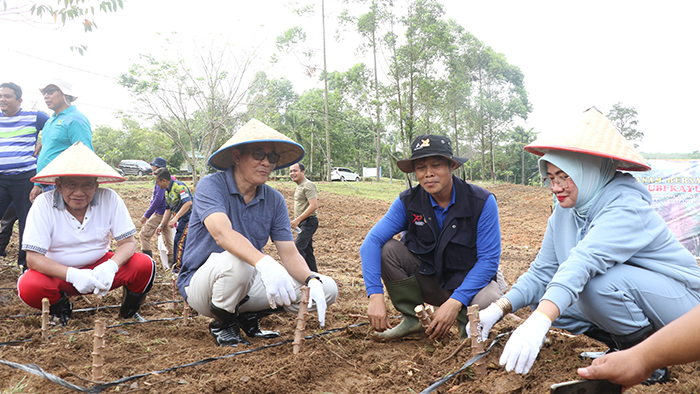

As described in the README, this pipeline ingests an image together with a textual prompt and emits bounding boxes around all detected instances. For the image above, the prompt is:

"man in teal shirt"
[30,78,92,202]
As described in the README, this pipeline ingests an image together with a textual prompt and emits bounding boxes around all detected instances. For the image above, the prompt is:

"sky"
[4,0,700,154]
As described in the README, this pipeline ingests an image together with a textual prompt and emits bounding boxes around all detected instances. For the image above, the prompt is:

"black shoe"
[0,249,6,257]
[237,310,282,339]
[642,367,669,386]
[49,292,72,326]
[209,320,251,347]
[120,258,156,319]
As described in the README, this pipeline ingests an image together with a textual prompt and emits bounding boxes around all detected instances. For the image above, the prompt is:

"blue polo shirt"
[36,105,92,173]
[177,167,293,299]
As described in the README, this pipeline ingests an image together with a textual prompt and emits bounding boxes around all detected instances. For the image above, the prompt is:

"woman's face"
[546,162,578,208]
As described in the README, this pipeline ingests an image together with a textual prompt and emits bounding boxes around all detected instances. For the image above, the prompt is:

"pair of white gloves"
[479,302,552,375]
[255,255,327,326]
[65,260,119,297]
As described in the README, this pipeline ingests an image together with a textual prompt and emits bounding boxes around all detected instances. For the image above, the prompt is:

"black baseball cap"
[396,134,468,173]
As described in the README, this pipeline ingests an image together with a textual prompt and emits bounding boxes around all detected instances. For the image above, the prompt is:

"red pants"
[17,252,154,309]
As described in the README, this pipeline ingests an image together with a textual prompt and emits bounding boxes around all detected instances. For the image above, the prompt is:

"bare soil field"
[0,181,698,393]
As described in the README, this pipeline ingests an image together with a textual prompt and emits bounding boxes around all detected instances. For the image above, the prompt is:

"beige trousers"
[139,213,173,254]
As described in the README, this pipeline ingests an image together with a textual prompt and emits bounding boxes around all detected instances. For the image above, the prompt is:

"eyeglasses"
[543,174,571,189]
[249,148,280,164]
[41,88,60,96]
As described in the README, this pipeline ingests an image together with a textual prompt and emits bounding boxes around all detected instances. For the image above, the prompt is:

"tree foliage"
[607,102,644,148]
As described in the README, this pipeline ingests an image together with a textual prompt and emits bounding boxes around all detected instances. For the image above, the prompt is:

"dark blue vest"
[400,175,492,290]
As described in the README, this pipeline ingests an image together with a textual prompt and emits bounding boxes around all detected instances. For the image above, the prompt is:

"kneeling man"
[18,142,155,325]
[178,119,338,347]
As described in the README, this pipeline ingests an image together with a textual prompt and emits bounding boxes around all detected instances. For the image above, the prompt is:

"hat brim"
[524,145,651,172]
[397,154,468,173]
[208,139,305,171]
[31,173,126,185]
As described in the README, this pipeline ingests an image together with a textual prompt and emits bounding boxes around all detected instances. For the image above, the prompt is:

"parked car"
[331,167,361,182]
[118,160,152,176]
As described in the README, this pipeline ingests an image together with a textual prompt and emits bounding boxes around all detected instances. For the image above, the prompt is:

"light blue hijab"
[538,151,618,217]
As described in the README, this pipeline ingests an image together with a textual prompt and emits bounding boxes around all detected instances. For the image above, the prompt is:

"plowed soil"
[0,181,698,393]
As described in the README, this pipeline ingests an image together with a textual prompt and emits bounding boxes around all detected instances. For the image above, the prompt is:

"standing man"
[155,167,192,273]
[30,78,92,203]
[18,142,155,325]
[177,119,337,347]
[0,82,49,270]
[360,134,503,341]
[289,162,319,272]
[139,157,174,265]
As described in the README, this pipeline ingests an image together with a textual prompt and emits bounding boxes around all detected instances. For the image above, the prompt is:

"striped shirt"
[0,109,48,175]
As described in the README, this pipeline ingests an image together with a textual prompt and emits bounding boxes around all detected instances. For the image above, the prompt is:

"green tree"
[607,102,644,148]
[118,42,254,185]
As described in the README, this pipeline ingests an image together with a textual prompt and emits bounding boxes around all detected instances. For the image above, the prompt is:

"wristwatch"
[304,274,322,285]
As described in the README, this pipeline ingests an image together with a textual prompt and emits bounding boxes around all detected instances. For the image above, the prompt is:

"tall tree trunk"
[322,0,331,181]
[373,26,381,182]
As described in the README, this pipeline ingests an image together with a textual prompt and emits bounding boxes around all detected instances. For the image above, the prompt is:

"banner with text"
[634,159,700,257]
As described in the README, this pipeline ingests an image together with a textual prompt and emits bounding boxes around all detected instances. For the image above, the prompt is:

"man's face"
[233,142,278,187]
[289,163,304,184]
[41,84,69,113]
[56,177,99,213]
[414,156,455,196]
[156,177,169,190]
[0,87,21,116]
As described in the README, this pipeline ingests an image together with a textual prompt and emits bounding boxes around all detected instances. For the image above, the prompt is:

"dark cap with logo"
[396,134,468,173]
[150,157,167,168]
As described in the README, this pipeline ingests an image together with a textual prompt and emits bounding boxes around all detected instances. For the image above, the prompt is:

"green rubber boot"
[374,276,424,340]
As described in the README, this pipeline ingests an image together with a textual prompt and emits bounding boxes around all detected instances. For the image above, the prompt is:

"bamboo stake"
[171,278,178,310]
[414,304,432,329]
[293,286,310,354]
[92,319,106,381]
[41,298,50,342]
[183,301,189,325]
[468,305,486,376]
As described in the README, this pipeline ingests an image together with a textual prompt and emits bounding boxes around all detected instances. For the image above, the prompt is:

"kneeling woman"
[480,108,700,384]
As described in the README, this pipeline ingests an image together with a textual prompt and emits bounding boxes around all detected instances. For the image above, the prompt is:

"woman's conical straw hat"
[524,107,650,171]
[208,118,305,171]
[31,141,126,184]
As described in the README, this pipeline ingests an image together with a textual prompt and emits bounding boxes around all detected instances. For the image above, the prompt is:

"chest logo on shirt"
[412,214,425,226]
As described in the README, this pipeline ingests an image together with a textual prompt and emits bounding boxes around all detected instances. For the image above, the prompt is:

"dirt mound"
[0,182,697,393]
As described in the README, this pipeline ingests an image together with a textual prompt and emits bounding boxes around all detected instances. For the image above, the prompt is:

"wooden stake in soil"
[293,286,310,354]
[41,298,50,342]
[171,278,178,310]
[183,301,189,325]
[92,319,106,382]
[414,304,432,329]
[468,305,486,376]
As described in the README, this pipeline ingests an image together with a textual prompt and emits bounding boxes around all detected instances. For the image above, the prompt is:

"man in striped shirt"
[0,82,49,270]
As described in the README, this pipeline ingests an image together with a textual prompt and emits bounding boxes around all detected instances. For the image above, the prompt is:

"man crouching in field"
[360,134,505,341]
[177,119,338,347]
[17,142,156,325]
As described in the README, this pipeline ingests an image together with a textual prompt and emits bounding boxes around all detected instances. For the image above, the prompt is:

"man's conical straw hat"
[524,107,650,171]
[31,141,126,184]
[208,118,305,171]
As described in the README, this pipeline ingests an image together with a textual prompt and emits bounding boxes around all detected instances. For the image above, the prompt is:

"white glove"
[92,259,119,296]
[255,255,295,309]
[500,311,552,374]
[66,267,108,295]
[307,278,327,327]
[479,302,505,342]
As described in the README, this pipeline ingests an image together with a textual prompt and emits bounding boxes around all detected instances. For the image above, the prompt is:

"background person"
[17,142,155,325]
[0,82,49,270]
[139,157,174,265]
[154,167,192,273]
[177,119,338,347]
[30,78,92,203]
[360,134,503,341]
[479,108,700,385]
[289,162,319,272]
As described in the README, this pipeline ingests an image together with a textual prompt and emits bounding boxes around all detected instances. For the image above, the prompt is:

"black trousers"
[295,216,319,272]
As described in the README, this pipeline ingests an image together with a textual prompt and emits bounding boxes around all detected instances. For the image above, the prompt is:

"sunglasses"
[41,88,61,96]
[249,148,281,164]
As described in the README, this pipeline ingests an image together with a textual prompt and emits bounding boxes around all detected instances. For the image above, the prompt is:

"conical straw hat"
[524,107,650,171]
[208,118,305,171]
[31,142,126,184]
